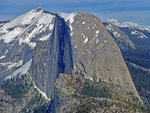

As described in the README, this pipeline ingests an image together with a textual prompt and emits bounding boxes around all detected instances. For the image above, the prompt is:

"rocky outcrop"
[47,73,144,113]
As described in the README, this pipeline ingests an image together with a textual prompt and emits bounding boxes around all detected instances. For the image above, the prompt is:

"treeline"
[121,46,150,68]
[120,44,150,106]
[127,63,150,106]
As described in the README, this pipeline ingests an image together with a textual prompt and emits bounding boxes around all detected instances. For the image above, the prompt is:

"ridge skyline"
[0,0,150,26]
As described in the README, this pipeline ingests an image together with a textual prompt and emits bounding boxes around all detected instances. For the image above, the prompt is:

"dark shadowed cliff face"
[50,15,73,77]
[31,15,73,98]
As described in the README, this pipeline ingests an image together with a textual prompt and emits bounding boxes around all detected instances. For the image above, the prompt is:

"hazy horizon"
[0,0,150,26]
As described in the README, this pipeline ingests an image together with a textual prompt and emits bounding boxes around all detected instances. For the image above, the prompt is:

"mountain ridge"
[104,19,150,31]
[0,8,144,112]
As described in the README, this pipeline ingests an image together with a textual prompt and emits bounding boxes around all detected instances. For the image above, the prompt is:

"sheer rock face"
[61,12,140,100]
[31,15,73,98]
[0,8,141,106]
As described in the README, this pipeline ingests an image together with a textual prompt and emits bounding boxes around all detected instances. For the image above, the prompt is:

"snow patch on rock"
[8,60,23,69]
[81,33,86,38]
[95,30,100,37]
[84,37,88,44]
[0,55,5,59]
[96,30,100,34]
[58,12,77,31]
[4,59,32,80]
[39,34,51,41]
[131,30,147,38]
[0,27,22,43]
[96,39,99,43]
[82,22,86,24]
[28,42,37,49]
[113,31,121,38]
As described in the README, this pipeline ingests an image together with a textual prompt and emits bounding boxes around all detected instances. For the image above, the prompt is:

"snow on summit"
[0,8,55,48]
[1,8,45,30]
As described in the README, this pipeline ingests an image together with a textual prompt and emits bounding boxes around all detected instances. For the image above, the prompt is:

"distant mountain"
[104,19,150,35]
[0,8,145,112]
[104,19,150,107]
[104,19,150,46]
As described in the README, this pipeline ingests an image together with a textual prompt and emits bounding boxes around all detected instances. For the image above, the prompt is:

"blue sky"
[0,0,150,26]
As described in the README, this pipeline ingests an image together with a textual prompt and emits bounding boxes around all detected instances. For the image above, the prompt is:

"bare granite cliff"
[0,8,143,112]
[59,12,141,100]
